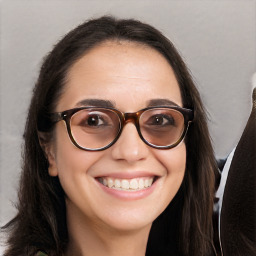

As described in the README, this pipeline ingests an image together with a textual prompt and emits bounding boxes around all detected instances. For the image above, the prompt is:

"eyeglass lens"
[140,108,184,147]
[70,109,120,149]
[70,108,185,150]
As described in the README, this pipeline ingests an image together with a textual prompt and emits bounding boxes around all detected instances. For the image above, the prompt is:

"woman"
[2,16,218,256]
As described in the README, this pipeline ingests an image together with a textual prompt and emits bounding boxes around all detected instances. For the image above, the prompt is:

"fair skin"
[46,41,186,256]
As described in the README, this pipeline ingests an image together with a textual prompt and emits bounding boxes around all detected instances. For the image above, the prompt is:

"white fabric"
[215,146,236,250]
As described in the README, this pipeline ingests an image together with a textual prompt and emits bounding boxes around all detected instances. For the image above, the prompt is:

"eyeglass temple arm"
[50,112,64,123]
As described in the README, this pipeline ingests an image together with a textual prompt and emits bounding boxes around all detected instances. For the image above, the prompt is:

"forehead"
[58,41,182,111]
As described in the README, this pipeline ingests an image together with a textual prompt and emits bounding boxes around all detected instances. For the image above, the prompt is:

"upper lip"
[93,171,160,180]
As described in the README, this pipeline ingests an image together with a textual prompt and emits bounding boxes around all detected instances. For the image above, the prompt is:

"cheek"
[53,125,103,182]
[53,133,106,217]
[155,142,186,198]
[158,142,186,174]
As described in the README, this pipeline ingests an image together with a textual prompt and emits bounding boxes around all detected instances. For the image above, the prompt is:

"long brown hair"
[2,16,218,256]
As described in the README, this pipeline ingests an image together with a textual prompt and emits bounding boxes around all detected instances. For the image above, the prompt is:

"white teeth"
[103,178,108,186]
[121,180,130,189]
[138,179,144,189]
[130,179,138,190]
[114,179,121,188]
[100,177,155,191]
[108,178,114,188]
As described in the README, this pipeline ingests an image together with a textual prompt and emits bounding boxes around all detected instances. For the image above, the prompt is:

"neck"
[65,205,151,256]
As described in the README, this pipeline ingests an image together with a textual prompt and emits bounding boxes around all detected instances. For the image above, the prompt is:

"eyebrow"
[75,98,179,109]
[146,99,180,107]
[75,99,115,108]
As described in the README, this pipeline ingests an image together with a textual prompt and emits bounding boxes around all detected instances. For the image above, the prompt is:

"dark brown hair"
[2,16,218,256]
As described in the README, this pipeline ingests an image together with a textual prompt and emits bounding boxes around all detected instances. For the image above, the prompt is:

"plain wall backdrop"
[0,0,255,244]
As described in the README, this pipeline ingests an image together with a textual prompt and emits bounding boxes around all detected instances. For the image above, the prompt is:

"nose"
[111,122,149,163]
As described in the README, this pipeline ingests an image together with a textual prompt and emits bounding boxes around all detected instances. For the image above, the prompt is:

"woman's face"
[47,41,186,233]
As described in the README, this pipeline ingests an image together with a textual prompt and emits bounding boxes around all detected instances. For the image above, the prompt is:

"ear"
[38,131,58,177]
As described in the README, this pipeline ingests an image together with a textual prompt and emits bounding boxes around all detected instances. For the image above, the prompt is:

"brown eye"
[146,114,175,126]
[87,115,103,126]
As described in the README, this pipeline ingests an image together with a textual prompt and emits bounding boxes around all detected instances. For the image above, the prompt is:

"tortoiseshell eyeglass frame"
[50,106,194,151]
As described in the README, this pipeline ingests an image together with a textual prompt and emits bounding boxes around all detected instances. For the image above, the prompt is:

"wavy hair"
[2,16,218,256]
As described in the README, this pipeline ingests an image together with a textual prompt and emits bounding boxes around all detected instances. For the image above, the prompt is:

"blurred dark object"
[220,88,256,255]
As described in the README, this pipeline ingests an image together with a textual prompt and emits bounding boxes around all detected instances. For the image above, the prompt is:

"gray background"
[0,0,255,245]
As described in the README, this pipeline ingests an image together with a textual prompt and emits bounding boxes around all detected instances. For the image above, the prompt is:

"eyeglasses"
[50,106,193,151]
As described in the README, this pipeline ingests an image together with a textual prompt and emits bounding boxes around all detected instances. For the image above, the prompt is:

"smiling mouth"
[97,177,157,191]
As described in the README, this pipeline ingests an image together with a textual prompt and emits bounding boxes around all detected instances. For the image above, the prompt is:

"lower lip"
[96,179,157,201]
